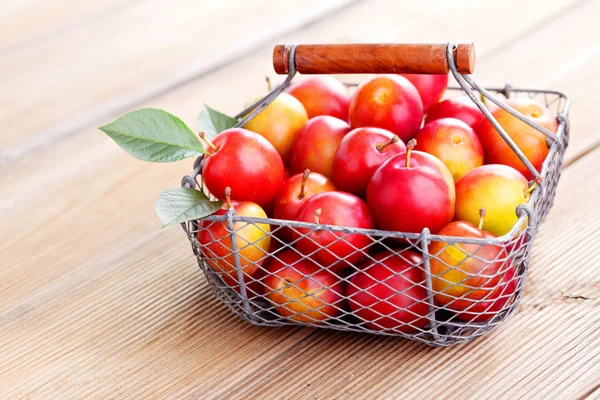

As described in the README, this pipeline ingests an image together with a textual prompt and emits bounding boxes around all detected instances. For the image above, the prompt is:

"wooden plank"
[0,234,311,399]
[0,0,132,51]
[0,0,360,158]
[0,0,585,162]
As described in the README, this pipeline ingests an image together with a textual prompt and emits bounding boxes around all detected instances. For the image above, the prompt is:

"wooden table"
[2,0,599,398]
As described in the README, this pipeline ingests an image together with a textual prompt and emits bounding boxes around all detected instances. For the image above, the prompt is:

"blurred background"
[1,0,599,398]
[2,0,597,212]
[2,0,596,184]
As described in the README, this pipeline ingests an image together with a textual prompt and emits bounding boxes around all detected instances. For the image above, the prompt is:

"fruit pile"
[197,73,558,333]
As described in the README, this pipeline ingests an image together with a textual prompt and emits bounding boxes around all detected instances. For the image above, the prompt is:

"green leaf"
[197,105,238,140]
[99,108,204,162]
[155,188,223,228]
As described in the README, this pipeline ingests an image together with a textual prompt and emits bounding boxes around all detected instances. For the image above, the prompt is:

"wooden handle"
[273,43,475,75]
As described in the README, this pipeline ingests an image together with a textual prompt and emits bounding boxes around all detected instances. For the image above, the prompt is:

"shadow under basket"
[181,43,570,347]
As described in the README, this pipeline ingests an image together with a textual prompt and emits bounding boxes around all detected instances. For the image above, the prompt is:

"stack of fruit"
[197,73,558,333]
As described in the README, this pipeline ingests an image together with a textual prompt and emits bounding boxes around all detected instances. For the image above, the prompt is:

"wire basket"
[180,43,570,346]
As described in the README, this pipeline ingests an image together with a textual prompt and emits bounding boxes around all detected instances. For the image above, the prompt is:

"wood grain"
[0,0,359,156]
[0,0,581,163]
[0,0,131,51]
[1,0,599,398]
[273,43,475,74]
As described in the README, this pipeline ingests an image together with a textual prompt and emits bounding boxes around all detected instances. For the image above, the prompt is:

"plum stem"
[479,93,489,109]
[406,139,417,168]
[314,208,322,226]
[199,132,218,151]
[478,208,486,230]
[265,76,272,92]
[225,187,233,209]
[282,277,294,289]
[298,169,310,200]
[524,176,543,196]
[376,135,400,153]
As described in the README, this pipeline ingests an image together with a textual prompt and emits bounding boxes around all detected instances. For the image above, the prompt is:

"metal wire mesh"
[181,47,570,346]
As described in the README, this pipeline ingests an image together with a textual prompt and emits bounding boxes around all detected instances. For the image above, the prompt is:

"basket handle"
[273,43,475,75]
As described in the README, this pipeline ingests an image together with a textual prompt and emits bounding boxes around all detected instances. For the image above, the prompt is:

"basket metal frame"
[180,43,570,346]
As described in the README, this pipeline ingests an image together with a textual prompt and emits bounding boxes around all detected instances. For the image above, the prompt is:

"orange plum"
[245,92,308,161]
[477,97,557,180]
[455,164,529,236]
[198,189,271,279]
[430,217,509,310]
[264,250,345,323]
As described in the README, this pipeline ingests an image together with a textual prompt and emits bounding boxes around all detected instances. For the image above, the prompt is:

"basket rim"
[194,211,530,245]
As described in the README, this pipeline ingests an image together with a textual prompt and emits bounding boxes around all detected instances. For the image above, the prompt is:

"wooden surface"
[1,0,599,398]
